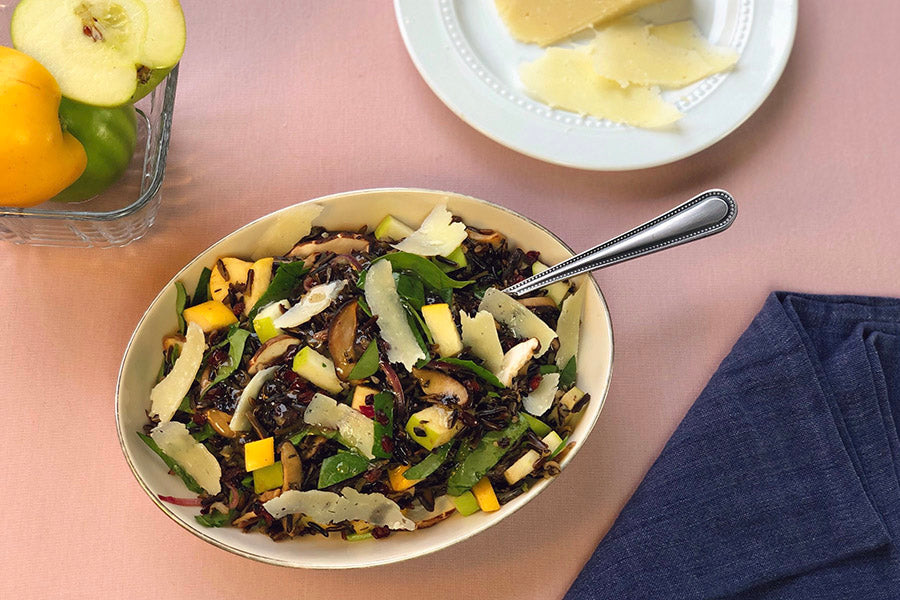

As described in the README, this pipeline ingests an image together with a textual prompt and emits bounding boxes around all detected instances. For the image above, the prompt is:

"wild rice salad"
[142,204,590,541]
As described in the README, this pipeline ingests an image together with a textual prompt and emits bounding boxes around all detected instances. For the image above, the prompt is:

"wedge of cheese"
[519,46,681,128]
[591,17,739,88]
[495,0,662,46]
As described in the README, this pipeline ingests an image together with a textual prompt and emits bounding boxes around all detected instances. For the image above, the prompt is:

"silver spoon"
[503,189,738,297]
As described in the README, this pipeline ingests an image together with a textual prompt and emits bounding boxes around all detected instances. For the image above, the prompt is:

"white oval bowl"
[116,188,614,568]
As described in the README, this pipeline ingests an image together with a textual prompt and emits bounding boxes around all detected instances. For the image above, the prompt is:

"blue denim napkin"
[565,293,900,600]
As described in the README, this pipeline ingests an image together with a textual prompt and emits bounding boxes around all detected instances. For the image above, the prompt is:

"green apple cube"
[292,346,343,394]
[374,214,414,241]
[405,405,462,450]
[450,491,481,516]
[351,385,378,412]
[253,461,283,494]
[532,261,571,306]
[421,303,463,357]
[503,431,563,485]
[252,300,289,343]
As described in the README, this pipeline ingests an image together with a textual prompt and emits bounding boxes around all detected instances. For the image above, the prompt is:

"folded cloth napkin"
[565,293,900,600]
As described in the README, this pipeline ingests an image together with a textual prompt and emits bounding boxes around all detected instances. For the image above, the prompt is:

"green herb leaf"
[371,252,473,292]
[137,432,204,494]
[289,426,340,446]
[318,451,370,489]
[357,296,372,317]
[539,364,559,375]
[437,358,504,388]
[190,423,216,442]
[403,442,453,480]
[248,261,309,319]
[406,311,431,356]
[178,395,193,414]
[348,341,379,380]
[371,392,395,458]
[446,418,529,496]
[559,356,577,388]
[190,267,212,307]
[396,273,426,311]
[175,281,188,335]
[240,473,254,488]
[195,509,236,527]
[520,413,552,437]
[202,327,250,395]
[549,435,570,459]
[404,302,434,345]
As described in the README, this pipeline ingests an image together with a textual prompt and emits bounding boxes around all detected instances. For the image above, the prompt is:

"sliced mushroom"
[205,409,238,438]
[466,227,505,248]
[496,338,539,387]
[280,441,303,492]
[517,296,558,309]
[328,300,358,380]
[258,489,283,503]
[248,335,300,374]
[288,233,370,260]
[162,333,186,353]
[232,511,258,528]
[412,367,469,407]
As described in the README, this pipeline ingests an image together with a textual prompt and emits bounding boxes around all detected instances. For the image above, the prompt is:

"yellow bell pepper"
[244,437,275,472]
[0,47,86,207]
[183,300,239,332]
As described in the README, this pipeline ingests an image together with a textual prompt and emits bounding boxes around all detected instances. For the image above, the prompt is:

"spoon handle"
[503,189,738,297]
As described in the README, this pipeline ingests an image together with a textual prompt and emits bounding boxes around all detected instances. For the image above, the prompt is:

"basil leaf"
[357,296,372,317]
[520,413,552,437]
[175,281,188,334]
[437,358,504,388]
[403,442,453,480]
[371,252,473,292]
[190,267,212,307]
[404,301,434,345]
[195,510,235,528]
[396,273,426,311]
[549,434,570,459]
[289,426,340,446]
[137,432,204,494]
[191,423,216,442]
[248,261,309,319]
[371,392,395,459]
[318,451,370,489]
[559,356,577,389]
[347,340,379,380]
[406,311,431,356]
[446,419,529,496]
[202,327,250,395]
[539,364,559,375]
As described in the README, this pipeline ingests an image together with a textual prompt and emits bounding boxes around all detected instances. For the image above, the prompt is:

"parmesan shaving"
[478,288,557,357]
[460,311,504,374]
[273,280,346,328]
[303,393,375,459]
[555,284,586,369]
[392,204,467,258]
[523,373,560,416]
[150,421,222,495]
[263,487,415,531]
[365,260,427,371]
[251,202,323,260]
[149,321,206,424]
[229,366,277,432]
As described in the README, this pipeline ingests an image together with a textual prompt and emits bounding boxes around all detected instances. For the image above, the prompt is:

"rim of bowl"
[115,187,615,568]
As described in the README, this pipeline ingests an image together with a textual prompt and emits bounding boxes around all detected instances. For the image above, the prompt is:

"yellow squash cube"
[472,476,500,512]
[388,465,420,492]
[182,300,237,332]
[244,437,275,472]
[421,303,463,357]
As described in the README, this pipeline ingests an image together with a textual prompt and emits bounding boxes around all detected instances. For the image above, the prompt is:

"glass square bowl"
[0,48,177,247]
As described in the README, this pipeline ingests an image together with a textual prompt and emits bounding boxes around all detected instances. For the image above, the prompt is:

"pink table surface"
[2,1,900,598]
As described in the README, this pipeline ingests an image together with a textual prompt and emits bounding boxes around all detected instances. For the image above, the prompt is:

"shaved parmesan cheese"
[591,18,738,88]
[230,366,277,432]
[392,204,467,258]
[497,338,539,387]
[494,0,662,46]
[150,421,222,495]
[303,393,375,459]
[251,202,323,260]
[263,487,415,531]
[365,260,426,371]
[273,280,346,328]
[523,373,560,416]
[479,288,557,357]
[404,495,457,528]
[556,284,586,369]
[519,46,682,128]
[149,321,206,424]
[460,311,504,373]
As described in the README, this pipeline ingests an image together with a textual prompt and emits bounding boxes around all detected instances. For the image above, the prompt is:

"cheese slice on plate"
[495,0,663,46]
[590,17,739,88]
[519,46,682,128]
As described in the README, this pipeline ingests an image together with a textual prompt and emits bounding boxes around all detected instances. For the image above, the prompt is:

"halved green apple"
[11,0,186,107]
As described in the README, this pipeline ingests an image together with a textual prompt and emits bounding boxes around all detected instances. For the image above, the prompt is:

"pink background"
[3,1,900,598]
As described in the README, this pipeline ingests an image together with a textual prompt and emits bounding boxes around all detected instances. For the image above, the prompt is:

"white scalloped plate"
[394,0,797,170]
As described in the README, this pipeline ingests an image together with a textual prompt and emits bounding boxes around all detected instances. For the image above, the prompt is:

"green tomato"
[52,98,137,203]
